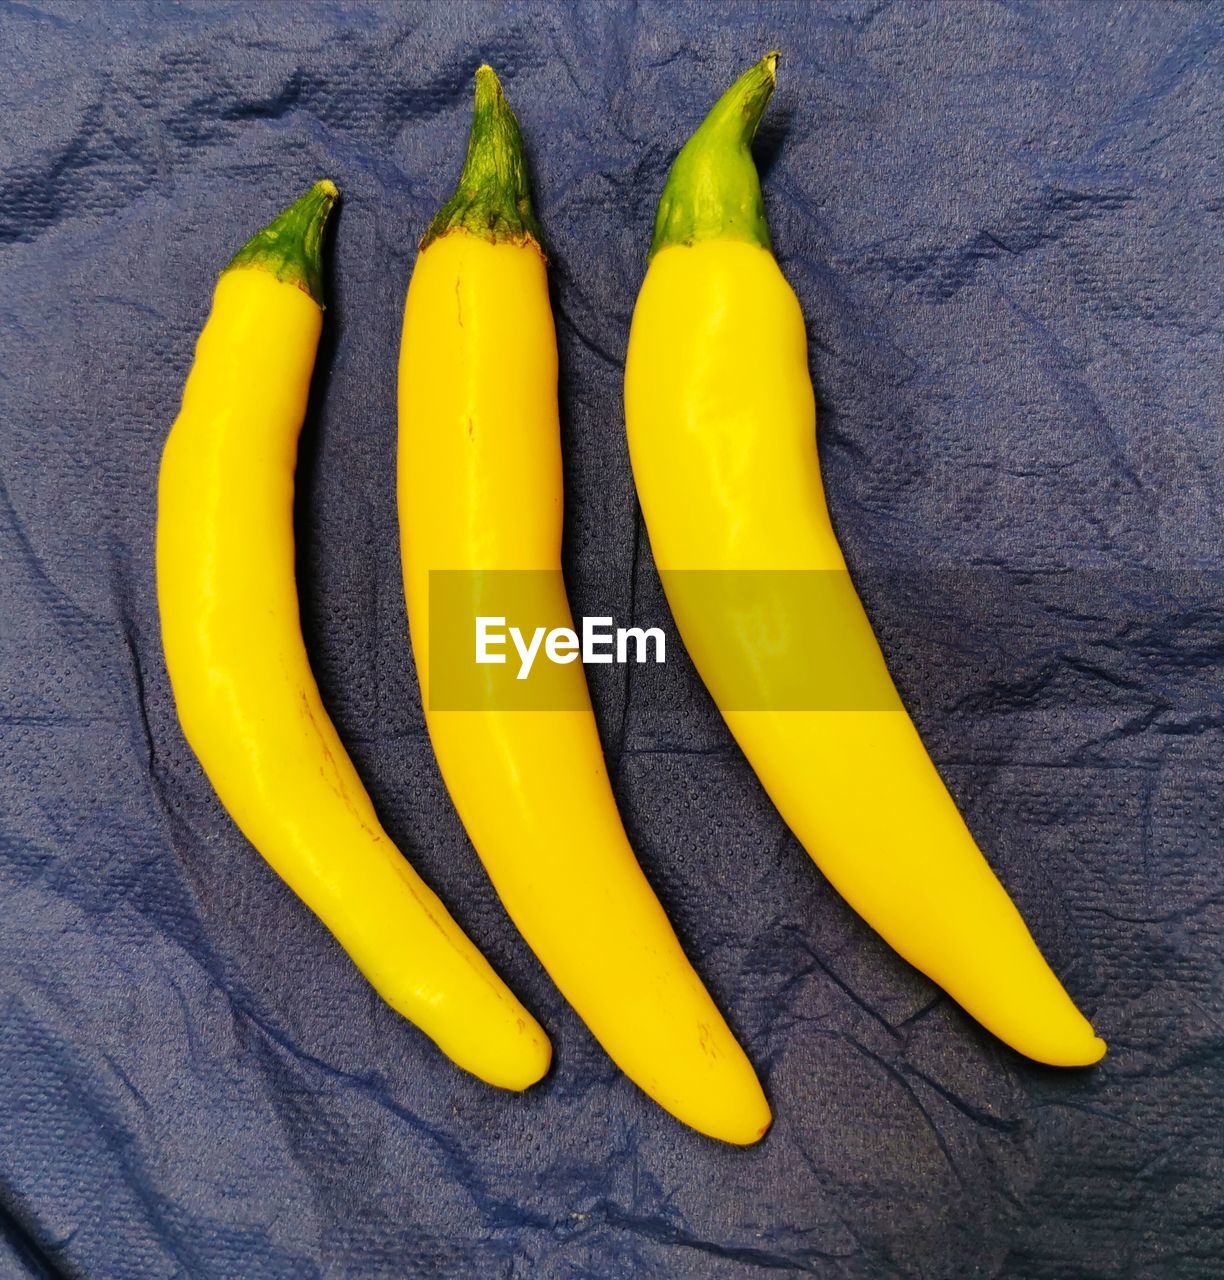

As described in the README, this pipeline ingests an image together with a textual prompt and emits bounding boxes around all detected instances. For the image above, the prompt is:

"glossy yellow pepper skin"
[625,59,1105,1067]
[157,184,551,1090]
[398,70,771,1143]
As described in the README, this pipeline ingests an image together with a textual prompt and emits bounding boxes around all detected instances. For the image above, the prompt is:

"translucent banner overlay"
[429,569,901,712]
[427,567,1224,713]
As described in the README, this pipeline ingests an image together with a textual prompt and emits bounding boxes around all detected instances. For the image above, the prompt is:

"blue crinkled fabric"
[1,2,1220,1276]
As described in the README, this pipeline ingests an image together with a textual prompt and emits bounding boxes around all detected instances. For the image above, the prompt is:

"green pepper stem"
[422,64,544,252]
[649,52,779,260]
[223,180,338,307]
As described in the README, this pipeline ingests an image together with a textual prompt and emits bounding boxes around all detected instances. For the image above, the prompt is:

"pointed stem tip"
[224,180,339,306]
[474,62,500,105]
[649,52,780,260]
[421,64,544,252]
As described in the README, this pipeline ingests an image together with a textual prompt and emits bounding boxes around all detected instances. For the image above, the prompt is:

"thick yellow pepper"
[157,183,551,1090]
[398,69,772,1142]
[624,57,1106,1067]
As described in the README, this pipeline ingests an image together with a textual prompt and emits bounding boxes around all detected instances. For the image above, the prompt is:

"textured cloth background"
[1,2,1220,1277]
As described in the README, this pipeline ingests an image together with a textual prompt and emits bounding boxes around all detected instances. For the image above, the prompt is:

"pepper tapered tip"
[223,180,338,306]
[648,53,779,259]
[420,60,543,251]
[473,64,505,111]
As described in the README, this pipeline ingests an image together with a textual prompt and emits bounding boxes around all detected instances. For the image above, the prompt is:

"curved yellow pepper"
[624,58,1105,1067]
[157,183,551,1090]
[398,69,772,1142]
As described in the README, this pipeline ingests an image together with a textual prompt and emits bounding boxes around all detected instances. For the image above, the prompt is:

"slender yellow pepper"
[157,183,550,1090]
[398,69,772,1142]
[624,57,1106,1067]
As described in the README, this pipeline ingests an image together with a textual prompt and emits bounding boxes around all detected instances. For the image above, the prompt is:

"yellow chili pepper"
[398,68,772,1142]
[624,56,1106,1068]
[157,183,551,1090]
